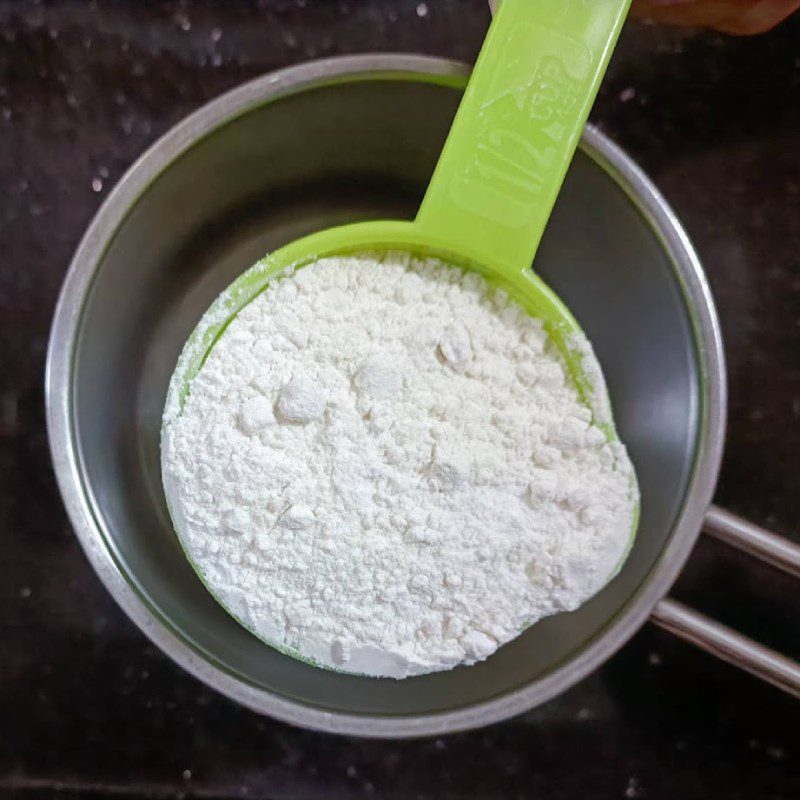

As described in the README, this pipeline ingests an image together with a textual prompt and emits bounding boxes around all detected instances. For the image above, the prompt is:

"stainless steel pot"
[46,55,800,737]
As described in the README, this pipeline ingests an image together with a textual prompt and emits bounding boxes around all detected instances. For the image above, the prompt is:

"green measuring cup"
[165,0,638,672]
[172,0,632,432]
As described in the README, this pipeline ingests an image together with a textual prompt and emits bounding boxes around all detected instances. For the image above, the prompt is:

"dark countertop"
[1,1,798,798]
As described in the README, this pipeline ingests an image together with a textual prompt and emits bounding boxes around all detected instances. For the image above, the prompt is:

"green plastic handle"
[416,0,630,279]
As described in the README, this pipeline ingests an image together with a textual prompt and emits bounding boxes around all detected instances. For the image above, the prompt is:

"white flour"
[161,253,638,678]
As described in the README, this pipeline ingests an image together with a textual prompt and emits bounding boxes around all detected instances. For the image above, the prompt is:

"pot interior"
[71,69,701,717]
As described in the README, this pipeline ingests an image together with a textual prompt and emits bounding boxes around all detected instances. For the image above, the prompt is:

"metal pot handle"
[650,506,800,697]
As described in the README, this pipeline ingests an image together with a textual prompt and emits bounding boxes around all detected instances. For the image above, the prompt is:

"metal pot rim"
[45,54,727,738]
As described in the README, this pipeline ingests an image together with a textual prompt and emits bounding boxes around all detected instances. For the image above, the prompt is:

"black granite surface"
[1,1,798,798]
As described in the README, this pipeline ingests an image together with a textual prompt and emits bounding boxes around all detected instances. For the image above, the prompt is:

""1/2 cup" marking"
[449,22,593,229]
